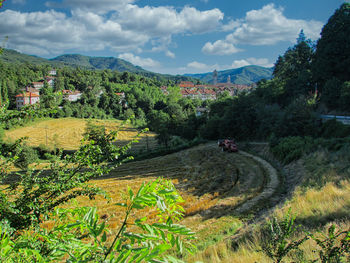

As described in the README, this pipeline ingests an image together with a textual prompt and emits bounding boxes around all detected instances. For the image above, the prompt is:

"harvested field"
[4,118,157,151]
[43,142,276,249]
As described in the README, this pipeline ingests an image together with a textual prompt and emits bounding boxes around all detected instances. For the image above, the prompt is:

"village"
[15,69,253,110]
[14,68,85,109]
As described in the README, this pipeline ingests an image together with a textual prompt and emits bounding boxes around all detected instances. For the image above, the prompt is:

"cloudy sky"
[0,0,345,74]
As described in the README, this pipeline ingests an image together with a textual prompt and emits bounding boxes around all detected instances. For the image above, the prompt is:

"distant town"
[15,69,254,110]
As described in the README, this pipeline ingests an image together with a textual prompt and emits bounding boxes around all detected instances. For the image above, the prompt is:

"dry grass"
[191,149,350,263]
[4,118,157,151]
[37,143,267,253]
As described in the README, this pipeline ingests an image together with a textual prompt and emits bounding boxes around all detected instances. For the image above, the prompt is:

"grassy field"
[4,118,158,151]
[39,143,269,257]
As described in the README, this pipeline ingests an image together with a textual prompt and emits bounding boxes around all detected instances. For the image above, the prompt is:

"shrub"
[319,119,350,138]
[259,210,308,263]
[13,144,38,169]
[270,136,313,164]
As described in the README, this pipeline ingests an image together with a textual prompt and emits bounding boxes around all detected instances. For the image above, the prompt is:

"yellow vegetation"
[4,118,157,151]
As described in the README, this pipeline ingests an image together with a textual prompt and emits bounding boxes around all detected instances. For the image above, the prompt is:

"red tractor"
[218,139,238,152]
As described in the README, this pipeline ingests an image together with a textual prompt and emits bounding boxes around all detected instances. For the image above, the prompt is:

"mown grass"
[189,146,350,262]
[4,117,157,151]
[38,143,267,256]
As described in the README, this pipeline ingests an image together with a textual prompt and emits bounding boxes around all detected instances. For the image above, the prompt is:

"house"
[198,88,216,100]
[62,90,82,102]
[32,82,44,89]
[179,81,195,88]
[160,86,169,95]
[115,92,125,99]
[45,76,55,87]
[25,86,40,95]
[48,69,57,76]
[15,92,40,109]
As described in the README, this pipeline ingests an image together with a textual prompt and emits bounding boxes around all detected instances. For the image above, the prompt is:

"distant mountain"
[185,65,273,85]
[50,54,148,73]
[0,49,195,82]
[0,49,52,65]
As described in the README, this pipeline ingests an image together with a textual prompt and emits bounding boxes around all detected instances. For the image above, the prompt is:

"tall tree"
[313,3,350,88]
[273,30,314,105]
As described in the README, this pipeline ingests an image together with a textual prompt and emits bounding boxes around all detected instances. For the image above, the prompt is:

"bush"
[319,119,350,138]
[14,145,38,169]
[270,136,314,164]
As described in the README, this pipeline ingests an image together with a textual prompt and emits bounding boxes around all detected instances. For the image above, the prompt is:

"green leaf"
[101,232,107,243]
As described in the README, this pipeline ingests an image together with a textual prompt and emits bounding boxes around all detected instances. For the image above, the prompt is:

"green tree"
[340,81,350,112]
[313,3,350,89]
[273,30,314,105]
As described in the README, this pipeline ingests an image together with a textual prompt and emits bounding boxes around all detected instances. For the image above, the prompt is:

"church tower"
[213,69,218,85]
[227,75,231,84]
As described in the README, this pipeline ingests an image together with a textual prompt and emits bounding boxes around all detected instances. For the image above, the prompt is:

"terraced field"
[55,142,278,249]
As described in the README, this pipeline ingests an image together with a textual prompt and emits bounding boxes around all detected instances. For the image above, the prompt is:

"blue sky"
[0,0,346,74]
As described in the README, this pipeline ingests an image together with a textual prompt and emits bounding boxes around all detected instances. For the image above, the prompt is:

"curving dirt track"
[107,142,280,222]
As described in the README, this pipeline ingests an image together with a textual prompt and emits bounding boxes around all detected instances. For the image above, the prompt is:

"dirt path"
[234,150,280,214]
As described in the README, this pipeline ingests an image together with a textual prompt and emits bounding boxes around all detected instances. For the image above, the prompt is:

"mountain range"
[0,49,273,85]
[185,66,273,85]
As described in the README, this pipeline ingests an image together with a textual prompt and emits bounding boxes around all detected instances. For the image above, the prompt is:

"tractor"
[218,139,238,152]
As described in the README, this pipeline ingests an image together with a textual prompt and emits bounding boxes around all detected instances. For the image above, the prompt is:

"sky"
[0,0,346,75]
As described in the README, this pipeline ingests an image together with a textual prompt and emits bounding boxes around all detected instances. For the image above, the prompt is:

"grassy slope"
[38,143,271,254]
[189,146,350,263]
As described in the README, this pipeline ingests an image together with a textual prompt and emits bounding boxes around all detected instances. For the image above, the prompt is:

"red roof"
[179,81,195,88]
[62,89,81,95]
[16,92,40,98]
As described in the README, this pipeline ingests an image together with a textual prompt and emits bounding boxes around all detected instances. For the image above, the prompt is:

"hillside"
[0,49,52,65]
[0,49,194,82]
[50,54,148,73]
[186,65,273,85]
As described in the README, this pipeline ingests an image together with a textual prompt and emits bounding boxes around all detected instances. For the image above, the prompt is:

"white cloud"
[1,2,225,57]
[165,50,175,59]
[227,4,323,45]
[184,61,220,74]
[187,61,210,70]
[221,20,239,32]
[231,59,250,69]
[231,57,273,68]
[45,0,135,14]
[202,40,242,55]
[117,5,224,36]
[118,53,160,68]
[202,4,323,56]
[0,9,149,56]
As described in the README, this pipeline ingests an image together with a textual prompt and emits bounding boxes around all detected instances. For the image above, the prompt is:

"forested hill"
[0,49,194,82]
[0,49,149,73]
[0,49,51,65]
[185,65,273,85]
[50,54,148,73]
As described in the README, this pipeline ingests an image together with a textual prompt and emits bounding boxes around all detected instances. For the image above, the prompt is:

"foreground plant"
[310,224,350,263]
[0,179,195,262]
[259,209,308,263]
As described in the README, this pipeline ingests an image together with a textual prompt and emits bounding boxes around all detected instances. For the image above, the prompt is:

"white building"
[15,92,40,109]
